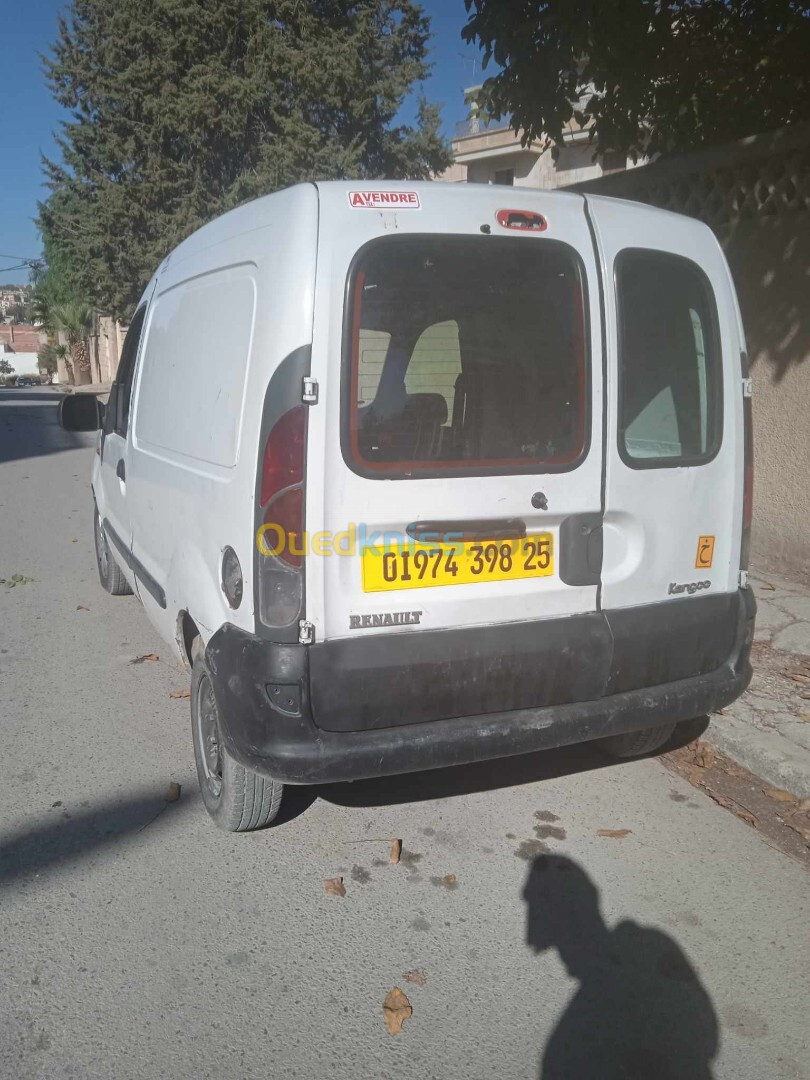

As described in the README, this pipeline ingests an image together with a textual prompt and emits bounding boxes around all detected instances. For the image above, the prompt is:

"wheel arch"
[176,610,202,670]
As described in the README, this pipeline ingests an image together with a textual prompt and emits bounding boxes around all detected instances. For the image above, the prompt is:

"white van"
[61,181,756,831]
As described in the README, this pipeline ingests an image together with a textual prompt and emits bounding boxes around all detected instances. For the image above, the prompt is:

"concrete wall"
[726,214,810,573]
[568,125,810,578]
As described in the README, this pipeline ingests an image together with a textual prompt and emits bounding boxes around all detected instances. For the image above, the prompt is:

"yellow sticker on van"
[695,536,715,569]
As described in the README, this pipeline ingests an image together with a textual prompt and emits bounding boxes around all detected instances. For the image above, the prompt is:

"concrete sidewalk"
[708,570,810,797]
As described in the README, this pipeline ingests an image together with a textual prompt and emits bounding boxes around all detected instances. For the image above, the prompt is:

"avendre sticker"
[348,190,421,209]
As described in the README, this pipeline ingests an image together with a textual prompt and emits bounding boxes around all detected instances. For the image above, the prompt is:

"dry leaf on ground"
[382,988,412,1035]
[389,838,402,865]
[130,653,159,664]
[763,787,795,803]
[169,689,191,700]
[166,781,181,802]
[403,970,426,988]
[685,740,716,769]
[597,829,632,839]
[324,877,346,898]
[760,582,775,591]
[76,605,89,611]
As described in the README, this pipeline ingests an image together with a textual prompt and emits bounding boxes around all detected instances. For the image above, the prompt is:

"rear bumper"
[206,588,755,785]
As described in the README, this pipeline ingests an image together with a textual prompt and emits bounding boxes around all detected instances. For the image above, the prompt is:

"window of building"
[493,168,514,186]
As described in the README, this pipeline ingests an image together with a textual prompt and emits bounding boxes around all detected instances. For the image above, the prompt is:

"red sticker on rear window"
[348,190,421,209]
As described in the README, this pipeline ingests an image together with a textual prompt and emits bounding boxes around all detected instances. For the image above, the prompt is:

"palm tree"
[50,303,95,386]
[53,343,70,384]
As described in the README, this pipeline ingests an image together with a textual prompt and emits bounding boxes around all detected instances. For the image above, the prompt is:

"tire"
[94,505,133,595]
[190,644,283,831]
[598,723,677,759]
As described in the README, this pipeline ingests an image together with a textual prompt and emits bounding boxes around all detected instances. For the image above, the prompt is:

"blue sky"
[0,1,484,282]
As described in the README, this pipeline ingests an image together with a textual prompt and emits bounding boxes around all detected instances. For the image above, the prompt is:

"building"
[0,322,46,353]
[437,86,634,190]
[0,344,40,378]
[0,284,33,319]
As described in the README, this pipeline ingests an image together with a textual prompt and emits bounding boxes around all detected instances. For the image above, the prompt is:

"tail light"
[257,405,306,627]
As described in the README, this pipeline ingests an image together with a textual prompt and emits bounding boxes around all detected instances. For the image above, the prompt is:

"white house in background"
[436,85,637,189]
[0,344,40,378]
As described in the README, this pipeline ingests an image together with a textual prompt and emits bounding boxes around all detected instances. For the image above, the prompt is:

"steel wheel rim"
[196,673,223,799]
[95,514,109,577]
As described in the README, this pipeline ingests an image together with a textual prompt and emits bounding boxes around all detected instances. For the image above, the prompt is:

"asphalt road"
[1,386,807,1080]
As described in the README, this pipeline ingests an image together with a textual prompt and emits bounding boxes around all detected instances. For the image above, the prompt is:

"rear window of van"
[343,236,589,478]
[616,249,722,467]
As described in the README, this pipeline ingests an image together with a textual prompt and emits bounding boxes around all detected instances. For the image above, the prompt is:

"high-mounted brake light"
[496,209,547,232]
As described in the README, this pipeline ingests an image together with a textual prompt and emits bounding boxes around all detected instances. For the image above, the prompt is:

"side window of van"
[617,250,722,466]
[111,305,147,437]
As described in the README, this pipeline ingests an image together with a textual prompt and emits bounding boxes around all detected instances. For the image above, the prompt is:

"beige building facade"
[437,88,633,190]
[569,124,810,579]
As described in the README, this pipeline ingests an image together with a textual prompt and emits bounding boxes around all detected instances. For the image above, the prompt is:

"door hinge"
[298,620,315,645]
[302,376,319,405]
[742,377,753,398]
[739,569,749,588]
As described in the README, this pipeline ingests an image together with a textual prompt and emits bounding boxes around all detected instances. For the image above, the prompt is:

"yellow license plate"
[362,535,554,592]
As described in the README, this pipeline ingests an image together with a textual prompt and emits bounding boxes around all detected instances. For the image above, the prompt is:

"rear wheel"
[190,643,283,831]
[598,723,677,759]
[94,505,132,595]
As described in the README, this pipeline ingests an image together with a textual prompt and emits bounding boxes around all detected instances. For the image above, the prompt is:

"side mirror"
[59,394,105,432]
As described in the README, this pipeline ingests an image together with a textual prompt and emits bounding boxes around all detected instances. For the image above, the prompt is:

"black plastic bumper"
[206,588,755,785]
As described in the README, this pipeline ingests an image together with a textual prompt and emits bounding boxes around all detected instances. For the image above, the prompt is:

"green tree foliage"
[37,343,59,377]
[31,231,88,333]
[462,0,810,159]
[40,0,451,317]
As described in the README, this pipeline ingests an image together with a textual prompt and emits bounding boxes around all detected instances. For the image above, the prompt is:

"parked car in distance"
[60,180,756,833]
[15,377,35,387]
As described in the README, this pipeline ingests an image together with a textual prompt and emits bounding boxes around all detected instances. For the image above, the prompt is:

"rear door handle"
[407,518,526,543]
[116,458,126,482]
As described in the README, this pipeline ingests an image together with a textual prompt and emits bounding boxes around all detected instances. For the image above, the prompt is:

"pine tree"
[40,0,451,317]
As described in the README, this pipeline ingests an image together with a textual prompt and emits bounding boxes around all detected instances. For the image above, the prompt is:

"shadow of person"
[524,855,718,1080]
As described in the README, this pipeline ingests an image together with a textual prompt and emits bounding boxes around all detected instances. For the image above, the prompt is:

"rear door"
[585,195,745,614]
[306,184,605,644]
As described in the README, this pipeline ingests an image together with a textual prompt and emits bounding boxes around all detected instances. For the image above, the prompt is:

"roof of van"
[142,180,703,305]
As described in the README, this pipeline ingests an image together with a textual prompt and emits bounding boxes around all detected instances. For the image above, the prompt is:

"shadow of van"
[296,716,709,818]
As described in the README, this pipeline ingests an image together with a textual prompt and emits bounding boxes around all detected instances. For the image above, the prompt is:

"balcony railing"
[454,116,510,138]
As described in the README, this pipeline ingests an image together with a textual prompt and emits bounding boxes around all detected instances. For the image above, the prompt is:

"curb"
[706,712,810,798]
